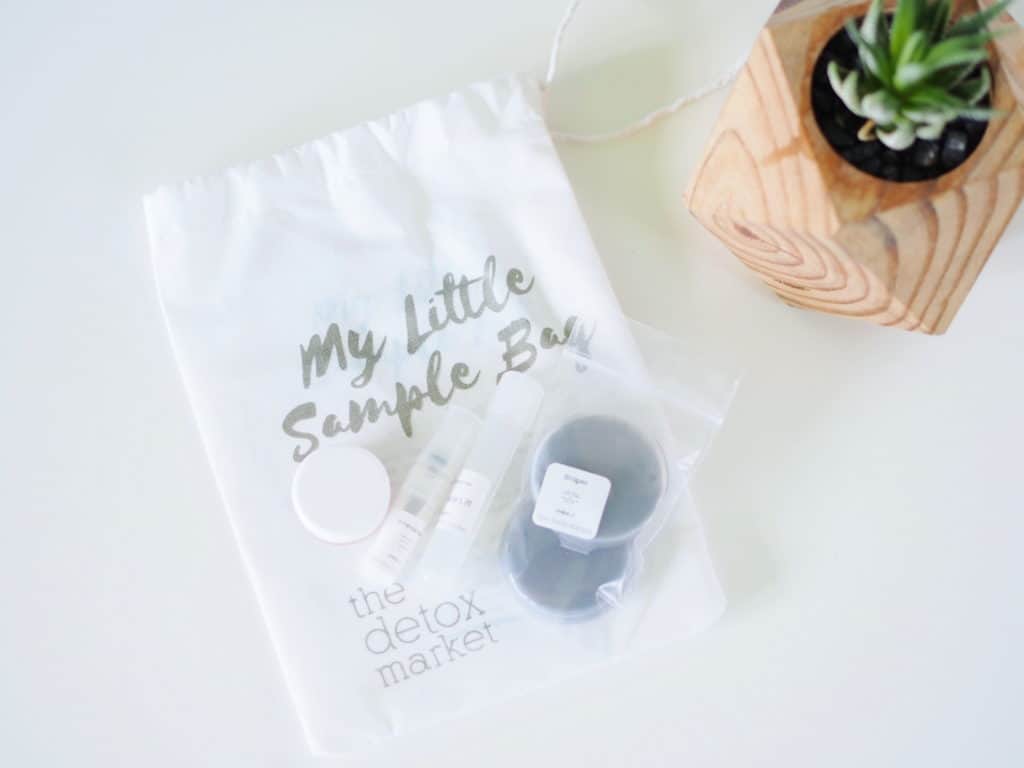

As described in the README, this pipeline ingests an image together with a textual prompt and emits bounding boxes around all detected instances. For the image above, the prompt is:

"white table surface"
[3,1,1023,765]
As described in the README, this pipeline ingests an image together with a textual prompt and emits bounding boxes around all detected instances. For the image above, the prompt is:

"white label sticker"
[365,510,427,577]
[532,463,611,540]
[436,469,493,535]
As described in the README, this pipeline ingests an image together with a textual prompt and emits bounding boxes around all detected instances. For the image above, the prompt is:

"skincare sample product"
[530,415,665,546]
[363,407,479,584]
[291,444,391,545]
[418,374,544,585]
[503,500,633,622]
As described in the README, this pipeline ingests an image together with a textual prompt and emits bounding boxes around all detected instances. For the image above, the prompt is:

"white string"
[544,0,586,88]
[542,0,744,144]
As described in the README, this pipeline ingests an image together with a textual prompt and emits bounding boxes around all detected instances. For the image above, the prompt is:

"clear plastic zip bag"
[413,315,739,632]
[288,313,739,748]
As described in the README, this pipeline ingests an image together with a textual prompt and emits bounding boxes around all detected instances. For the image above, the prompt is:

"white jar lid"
[291,445,391,544]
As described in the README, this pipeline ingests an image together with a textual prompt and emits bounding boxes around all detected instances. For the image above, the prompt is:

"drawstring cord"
[542,0,744,144]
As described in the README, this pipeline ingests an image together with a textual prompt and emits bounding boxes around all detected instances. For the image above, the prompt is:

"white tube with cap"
[362,406,479,585]
[417,374,545,585]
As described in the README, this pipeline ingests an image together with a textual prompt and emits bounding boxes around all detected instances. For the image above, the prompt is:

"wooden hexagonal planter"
[687,0,1024,333]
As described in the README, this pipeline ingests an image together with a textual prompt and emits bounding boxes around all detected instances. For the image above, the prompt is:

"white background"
[2,0,1023,765]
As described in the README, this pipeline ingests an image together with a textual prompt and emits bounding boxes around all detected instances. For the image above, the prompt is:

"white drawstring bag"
[146,63,732,756]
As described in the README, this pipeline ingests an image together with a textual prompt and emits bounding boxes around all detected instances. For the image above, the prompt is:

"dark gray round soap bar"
[502,503,633,622]
[530,415,665,546]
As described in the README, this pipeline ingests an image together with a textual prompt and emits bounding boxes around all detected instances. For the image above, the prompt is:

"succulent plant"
[828,0,1012,150]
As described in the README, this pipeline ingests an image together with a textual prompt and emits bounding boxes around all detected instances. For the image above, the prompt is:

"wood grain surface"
[688,0,1024,333]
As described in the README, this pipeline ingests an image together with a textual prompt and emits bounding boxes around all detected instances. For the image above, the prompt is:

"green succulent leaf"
[921,34,995,71]
[891,33,993,91]
[925,0,952,43]
[906,85,971,111]
[894,62,933,91]
[915,121,948,139]
[877,119,917,150]
[890,0,922,56]
[946,0,1013,37]
[960,106,1003,120]
[904,104,956,123]
[846,20,894,84]
[933,62,984,90]
[952,67,993,105]
[862,90,901,124]
[897,30,930,68]
[827,59,848,92]
[827,0,1011,153]
[861,0,889,47]
[828,61,867,115]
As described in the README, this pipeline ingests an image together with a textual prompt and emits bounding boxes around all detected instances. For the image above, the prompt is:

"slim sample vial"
[362,406,479,584]
[417,374,544,586]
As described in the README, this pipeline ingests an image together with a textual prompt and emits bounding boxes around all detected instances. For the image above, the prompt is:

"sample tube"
[362,406,479,584]
[417,374,545,586]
